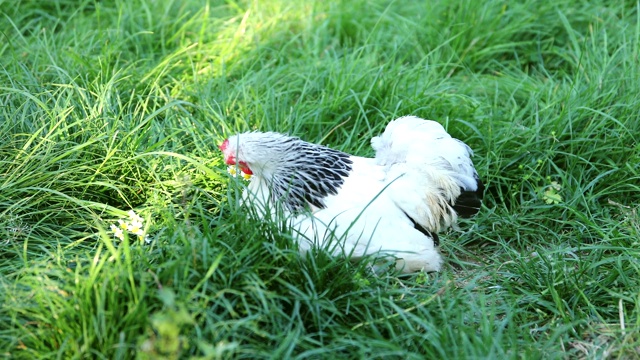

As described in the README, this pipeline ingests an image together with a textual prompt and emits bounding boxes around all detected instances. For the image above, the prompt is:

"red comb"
[218,139,229,151]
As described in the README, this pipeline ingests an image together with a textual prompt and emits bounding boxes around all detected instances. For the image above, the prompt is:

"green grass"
[1,0,640,358]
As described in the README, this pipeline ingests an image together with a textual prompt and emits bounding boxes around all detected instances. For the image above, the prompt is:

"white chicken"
[219,116,483,273]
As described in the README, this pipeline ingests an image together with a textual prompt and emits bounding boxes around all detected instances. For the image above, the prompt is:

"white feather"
[292,156,444,273]
[226,116,482,273]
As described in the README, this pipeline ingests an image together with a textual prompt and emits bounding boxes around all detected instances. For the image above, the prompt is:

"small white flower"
[128,210,144,224]
[127,220,144,236]
[109,210,151,243]
[139,234,152,244]
[240,170,252,180]
[110,224,124,241]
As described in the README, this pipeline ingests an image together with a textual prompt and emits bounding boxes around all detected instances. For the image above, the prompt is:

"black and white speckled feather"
[266,136,353,211]
[221,132,353,212]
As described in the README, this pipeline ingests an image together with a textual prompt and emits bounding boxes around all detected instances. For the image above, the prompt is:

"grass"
[1,0,639,358]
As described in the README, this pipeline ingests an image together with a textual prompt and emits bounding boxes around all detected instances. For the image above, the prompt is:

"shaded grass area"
[1,0,639,358]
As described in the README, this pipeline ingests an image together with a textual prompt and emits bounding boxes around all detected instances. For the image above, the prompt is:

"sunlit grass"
[1,0,639,358]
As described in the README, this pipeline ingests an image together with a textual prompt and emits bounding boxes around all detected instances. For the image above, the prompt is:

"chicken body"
[219,116,483,273]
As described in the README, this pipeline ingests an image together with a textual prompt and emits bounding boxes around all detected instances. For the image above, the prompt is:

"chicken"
[219,116,483,273]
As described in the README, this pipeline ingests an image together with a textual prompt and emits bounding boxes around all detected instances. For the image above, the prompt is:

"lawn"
[1,0,639,358]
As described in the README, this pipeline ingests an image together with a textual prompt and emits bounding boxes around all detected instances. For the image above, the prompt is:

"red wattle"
[239,161,253,175]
